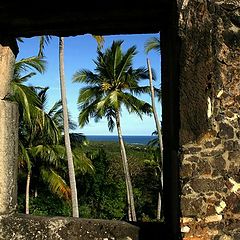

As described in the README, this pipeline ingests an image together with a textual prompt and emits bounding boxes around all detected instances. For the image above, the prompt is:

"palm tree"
[72,40,152,221]
[58,35,104,217]
[14,42,94,216]
[11,53,49,214]
[145,34,163,220]
[18,86,93,214]
[12,54,78,214]
[17,86,68,214]
[59,37,79,217]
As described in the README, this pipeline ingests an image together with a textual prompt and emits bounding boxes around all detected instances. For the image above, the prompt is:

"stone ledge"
[0,214,139,240]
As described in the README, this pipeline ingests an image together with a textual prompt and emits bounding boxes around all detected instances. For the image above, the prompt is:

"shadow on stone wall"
[131,221,166,240]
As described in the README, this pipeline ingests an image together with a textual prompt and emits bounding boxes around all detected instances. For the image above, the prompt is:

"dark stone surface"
[190,178,226,193]
[211,155,226,171]
[131,222,166,240]
[219,123,234,139]
[184,156,200,163]
[0,2,170,37]
[195,159,212,176]
[181,196,205,217]
[0,214,139,240]
[200,149,224,157]
[178,0,213,145]
[226,193,240,214]
[228,150,240,161]
[224,140,240,151]
[180,163,193,178]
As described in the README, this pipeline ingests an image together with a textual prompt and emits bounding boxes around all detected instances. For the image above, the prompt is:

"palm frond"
[77,86,101,107]
[116,45,137,82]
[147,137,159,147]
[73,149,95,175]
[11,83,41,124]
[144,37,160,54]
[13,72,36,84]
[47,100,62,118]
[121,92,152,118]
[78,103,97,127]
[38,35,52,57]
[92,35,105,50]
[41,168,71,201]
[31,144,65,167]
[72,69,99,85]
[106,109,116,132]
[69,133,88,148]
[15,56,46,74]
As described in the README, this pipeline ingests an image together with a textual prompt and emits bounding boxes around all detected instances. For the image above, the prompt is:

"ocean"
[86,135,156,145]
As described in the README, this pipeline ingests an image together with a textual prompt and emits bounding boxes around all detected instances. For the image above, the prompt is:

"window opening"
[16,33,164,224]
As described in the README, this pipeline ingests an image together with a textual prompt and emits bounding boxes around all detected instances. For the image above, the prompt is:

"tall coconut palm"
[11,53,48,214]
[145,34,163,220]
[59,37,79,217]
[14,42,94,215]
[58,35,104,217]
[18,86,67,214]
[12,54,71,214]
[72,40,153,221]
[18,86,93,214]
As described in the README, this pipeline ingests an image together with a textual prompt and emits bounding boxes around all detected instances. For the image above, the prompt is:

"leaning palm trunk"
[147,58,163,220]
[25,171,31,214]
[59,37,79,217]
[115,110,136,222]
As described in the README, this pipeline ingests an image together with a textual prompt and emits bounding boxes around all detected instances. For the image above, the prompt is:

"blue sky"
[16,33,161,136]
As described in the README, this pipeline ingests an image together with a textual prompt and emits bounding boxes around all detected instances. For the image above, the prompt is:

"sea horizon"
[86,135,156,145]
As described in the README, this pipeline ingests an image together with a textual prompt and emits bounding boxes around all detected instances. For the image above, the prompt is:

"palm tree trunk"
[147,58,163,220]
[59,37,79,217]
[157,191,161,220]
[25,171,31,214]
[115,110,136,222]
[34,188,38,198]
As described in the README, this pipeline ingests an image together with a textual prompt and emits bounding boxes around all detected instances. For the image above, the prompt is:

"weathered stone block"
[0,100,18,214]
[0,44,15,99]
[228,151,240,161]
[211,155,226,171]
[226,193,240,214]
[180,163,193,178]
[181,196,206,217]
[195,159,212,176]
[0,214,139,240]
[219,123,234,139]
[190,178,226,193]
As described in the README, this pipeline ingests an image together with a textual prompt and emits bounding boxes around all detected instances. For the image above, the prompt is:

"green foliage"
[17,139,161,221]
[77,148,126,220]
[78,141,160,221]
[17,191,71,217]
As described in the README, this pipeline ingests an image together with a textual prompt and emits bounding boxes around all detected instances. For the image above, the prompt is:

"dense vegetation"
[17,140,161,222]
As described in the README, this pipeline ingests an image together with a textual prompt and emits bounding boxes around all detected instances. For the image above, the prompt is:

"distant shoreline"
[86,135,156,145]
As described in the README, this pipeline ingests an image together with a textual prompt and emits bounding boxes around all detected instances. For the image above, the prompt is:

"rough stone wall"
[178,0,240,239]
[0,214,139,240]
[0,39,19,215]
